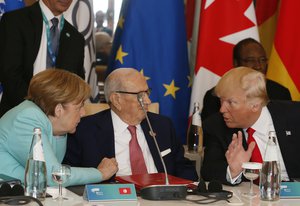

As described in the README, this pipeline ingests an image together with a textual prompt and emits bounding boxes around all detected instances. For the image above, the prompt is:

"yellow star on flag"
[187,75,192,88]
[118,16,125,29]
[115,45,128,64]
[163,80,180,99]
[140,69,150,80]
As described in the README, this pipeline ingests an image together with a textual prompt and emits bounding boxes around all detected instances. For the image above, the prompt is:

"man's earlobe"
[251,103,259,111]
[110,94,122,111]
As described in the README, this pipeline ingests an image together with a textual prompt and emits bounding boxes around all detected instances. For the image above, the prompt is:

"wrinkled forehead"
[122,73,148,91]
[240,43,266,58]
[216,86,246,101]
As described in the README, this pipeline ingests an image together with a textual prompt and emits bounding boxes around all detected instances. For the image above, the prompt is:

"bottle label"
[192,111,201,127]
[264,145,278,161]
[33,139,45,162]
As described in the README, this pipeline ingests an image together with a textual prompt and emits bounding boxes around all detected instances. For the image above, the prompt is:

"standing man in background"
[0,0,85,117]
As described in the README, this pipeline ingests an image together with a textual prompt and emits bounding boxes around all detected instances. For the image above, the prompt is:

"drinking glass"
[242,162,262,197]
[51,164,71,201]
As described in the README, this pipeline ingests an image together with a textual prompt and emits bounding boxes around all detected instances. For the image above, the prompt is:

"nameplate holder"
[83,184,137,202]
[280,182,300,199]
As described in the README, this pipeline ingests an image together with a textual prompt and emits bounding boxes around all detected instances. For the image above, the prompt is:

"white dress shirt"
[33,1,62,75]
[227,106,289,184]
[111,110,157,176]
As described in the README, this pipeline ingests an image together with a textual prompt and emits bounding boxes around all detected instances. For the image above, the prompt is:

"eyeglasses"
[115,88,151,98]
[239,57,268,65]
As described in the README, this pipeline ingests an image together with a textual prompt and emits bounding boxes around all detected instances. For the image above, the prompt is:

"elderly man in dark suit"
[201,67,300,185]
[63,68,198,181]
[0,0,85,117]
[201,38,291,122]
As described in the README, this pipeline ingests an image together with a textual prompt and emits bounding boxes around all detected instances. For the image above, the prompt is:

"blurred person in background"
[95,31,112,66]
[95,10,112,37]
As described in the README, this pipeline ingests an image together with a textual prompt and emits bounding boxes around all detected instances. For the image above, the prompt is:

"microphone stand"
[139,98,170,185]
[137,95,187,200]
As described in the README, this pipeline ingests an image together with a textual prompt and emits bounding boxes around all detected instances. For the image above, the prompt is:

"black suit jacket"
[63,109,198,181]
[0,2,85,116]
[201,79,292,122]
[201,101,300,184]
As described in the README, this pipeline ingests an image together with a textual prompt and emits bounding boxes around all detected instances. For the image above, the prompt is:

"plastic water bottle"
[187,102,202,152]
[259,131,281,201]
[24,128,47,200]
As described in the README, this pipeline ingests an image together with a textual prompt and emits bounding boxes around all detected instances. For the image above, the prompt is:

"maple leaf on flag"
[196,0,256,76]
[189,0,259,117]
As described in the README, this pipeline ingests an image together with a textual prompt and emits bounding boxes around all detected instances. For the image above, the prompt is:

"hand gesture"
[97,157,118,181]
[225,131,255,178]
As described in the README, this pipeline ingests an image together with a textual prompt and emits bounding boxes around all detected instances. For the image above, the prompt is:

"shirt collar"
[110,110,142,134]
[251,106,274,136]
[39,0,62,23]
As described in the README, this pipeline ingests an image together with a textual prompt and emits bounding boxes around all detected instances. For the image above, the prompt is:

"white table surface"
[24,182,300,206]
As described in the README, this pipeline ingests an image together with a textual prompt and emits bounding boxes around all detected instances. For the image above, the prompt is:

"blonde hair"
[27,69,91,115]
[215,67,269,106]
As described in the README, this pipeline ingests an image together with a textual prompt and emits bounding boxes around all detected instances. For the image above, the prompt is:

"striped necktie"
[46,17,59,68]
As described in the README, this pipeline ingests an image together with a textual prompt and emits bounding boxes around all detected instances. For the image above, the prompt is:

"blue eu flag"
[0,0,24,17]
[107,0,191,143]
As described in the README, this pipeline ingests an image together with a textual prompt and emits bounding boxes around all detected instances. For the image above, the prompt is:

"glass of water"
[51,164,71,201]
[242,162,262,197]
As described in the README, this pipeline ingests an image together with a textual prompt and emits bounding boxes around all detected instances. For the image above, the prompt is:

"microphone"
[137,94,187,200]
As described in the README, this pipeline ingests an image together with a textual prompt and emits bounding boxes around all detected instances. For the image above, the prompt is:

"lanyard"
[41,12,65,67]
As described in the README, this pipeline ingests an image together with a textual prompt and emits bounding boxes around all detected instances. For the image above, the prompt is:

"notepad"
[115,173,193,190]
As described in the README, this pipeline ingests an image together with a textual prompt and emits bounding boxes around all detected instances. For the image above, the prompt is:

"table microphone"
[137,94,187,200]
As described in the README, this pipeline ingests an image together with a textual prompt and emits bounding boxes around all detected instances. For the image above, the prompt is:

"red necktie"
[247,128,263,163]
[128,126,148,174]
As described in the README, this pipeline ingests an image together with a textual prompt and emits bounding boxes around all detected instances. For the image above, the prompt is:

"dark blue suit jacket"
[201,101,300,184]
[63,109,198,181]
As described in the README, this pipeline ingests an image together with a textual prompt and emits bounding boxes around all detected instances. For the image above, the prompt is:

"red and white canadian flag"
[119,187,132,195]
[189,0,259,115]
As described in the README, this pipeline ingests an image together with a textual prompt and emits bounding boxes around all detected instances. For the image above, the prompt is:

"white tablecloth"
[23,182,300,206]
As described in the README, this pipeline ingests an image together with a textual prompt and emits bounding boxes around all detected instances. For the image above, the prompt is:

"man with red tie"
[63,68,198,181]
[201,67,300,185]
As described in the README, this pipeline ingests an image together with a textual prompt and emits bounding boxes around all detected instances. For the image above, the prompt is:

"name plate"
[83,184,137,201]
[280,182,300,198]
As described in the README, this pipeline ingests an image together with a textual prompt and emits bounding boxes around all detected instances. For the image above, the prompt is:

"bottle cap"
[242,162,262,169]
[33,128,41,134]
